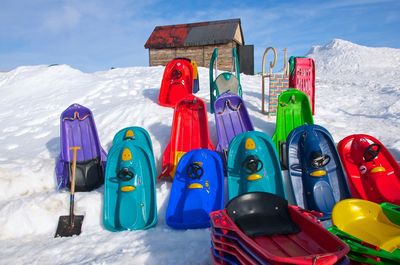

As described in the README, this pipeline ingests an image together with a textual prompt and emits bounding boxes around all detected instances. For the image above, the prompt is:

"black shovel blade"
[55,215,84,238]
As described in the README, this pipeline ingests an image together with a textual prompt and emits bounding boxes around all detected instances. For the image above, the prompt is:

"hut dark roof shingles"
[144,19,243,49]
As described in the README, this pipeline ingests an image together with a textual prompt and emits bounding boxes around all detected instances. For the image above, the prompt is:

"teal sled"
[209,47,242,113]
[227,131,286,200]
[103,127,157,231]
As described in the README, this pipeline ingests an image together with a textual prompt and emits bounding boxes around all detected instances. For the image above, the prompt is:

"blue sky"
[0,0,399,72]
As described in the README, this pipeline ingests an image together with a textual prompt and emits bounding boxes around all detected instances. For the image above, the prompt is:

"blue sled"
[166,149,224,229]
[287,124,350,219]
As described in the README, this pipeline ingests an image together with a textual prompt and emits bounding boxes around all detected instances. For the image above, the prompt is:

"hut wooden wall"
[149,42,238,71]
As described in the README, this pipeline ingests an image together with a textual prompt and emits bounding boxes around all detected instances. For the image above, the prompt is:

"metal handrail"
[261,47,277,114]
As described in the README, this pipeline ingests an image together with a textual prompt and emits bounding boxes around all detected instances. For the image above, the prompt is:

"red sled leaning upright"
[159,95,214,180]
[289,56,316,114]
[158,58,199,107]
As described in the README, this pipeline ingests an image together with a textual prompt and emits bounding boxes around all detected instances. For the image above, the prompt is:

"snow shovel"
[55,146,84,237]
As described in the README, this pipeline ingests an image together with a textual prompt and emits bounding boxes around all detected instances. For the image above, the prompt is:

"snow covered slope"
[309,38,400,81]
[0,39,399,264]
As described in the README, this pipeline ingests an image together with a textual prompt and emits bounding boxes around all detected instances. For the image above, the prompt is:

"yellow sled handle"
[69,146,81,195]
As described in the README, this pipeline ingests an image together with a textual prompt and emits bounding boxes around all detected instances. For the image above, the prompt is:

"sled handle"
[363,144,381,162]
[186,163,204,179]
[261,47,277,114]
[69,146,81,195]
[117,168,135,181]
[243,156,264,173]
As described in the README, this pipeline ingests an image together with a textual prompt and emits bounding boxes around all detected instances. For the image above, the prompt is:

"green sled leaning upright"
[272,89,314,167]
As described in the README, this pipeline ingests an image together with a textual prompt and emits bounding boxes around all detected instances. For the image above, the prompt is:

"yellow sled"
[332,199,400,253]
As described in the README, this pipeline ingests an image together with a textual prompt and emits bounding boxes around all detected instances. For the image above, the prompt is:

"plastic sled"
[213,227,350,265]
[212,239,258,265]
[227,131,285,200]
[329,226,400,265]
[56,103,107,191]
[166,149,224,229]
[211,243,243,265]
[212,228,269,265]
[158,58,199,107]
[159,95,214,180]
[338,134,400,204]
[272,89,314,167]
[103,127,157,231]
[332,199,400,255]
[210,192,349,265]
[288,56,316,114]
[211,244,240,265]
[287,124,350,219]
[214,91,254,162]
[209,48,242,113]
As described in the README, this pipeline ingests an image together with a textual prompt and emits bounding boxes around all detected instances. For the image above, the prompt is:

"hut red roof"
[144,19,243,49]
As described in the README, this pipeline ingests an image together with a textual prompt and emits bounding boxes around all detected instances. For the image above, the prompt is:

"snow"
[0,39,399,264]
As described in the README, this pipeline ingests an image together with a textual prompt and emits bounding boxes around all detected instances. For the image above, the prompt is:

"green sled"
[329,226,400,265]
[103,127,157,231]
[227,131,286,201]
[209,47,242,114]
[272,89,314,167]
[329,202,400,264]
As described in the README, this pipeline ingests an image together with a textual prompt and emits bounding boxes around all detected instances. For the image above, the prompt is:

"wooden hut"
[144,18,254,74]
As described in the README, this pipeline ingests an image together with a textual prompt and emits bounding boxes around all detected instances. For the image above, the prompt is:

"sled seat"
[66,158,103,192]
[226,192,299,237]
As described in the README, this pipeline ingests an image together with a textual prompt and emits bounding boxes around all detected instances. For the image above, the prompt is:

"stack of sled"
[210,192,350,265]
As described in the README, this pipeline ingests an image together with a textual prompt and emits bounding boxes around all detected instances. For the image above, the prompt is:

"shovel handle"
[69,146,81,195]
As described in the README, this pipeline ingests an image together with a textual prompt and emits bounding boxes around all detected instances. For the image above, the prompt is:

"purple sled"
[55,103,107,191]
[214,92,254,162]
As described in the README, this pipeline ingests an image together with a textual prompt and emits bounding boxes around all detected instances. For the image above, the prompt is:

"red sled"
[159,95,214,180]
[210,192,349,265]
[158,58,199,107]
[338,134,400,204]
[289,57,316,114]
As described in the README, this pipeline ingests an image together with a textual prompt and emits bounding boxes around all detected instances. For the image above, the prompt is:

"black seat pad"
[67,157,103,192]
[226,192,300,237]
